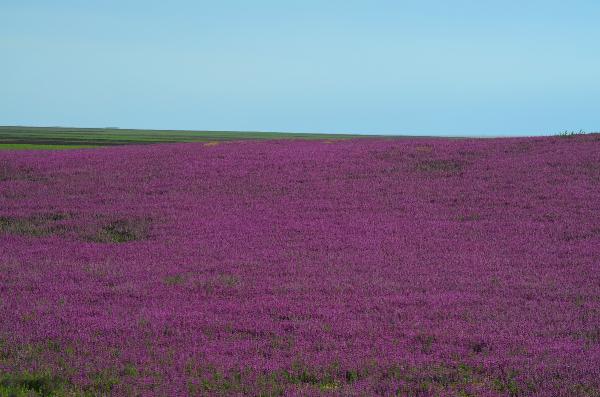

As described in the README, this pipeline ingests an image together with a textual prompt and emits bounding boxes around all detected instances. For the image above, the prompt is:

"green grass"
[0,143,98,150]
[0,371,67,396]
[0,126,386,150]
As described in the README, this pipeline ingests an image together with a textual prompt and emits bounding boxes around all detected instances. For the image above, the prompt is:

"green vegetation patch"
[0,213,70,237]
[0,126,377,149]
[416,159,464,174]
[89,218,151,243]
[0,144,97,150]
[0,371,67,397]
[182,361,523,396]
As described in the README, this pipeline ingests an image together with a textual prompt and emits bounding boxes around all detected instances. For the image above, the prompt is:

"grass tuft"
[90,218,150,243]
[0,371,66,396]
[0,213,69,237]
[164,274,186,286]
[416,159,463,174]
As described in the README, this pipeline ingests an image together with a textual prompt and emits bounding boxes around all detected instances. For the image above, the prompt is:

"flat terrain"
[1,134,599,395]
[0,126,376,150]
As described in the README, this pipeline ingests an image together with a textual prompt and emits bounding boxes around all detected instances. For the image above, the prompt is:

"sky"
[1,1,599,136]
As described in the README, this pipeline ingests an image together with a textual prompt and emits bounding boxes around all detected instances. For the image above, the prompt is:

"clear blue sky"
[1,1,599,136]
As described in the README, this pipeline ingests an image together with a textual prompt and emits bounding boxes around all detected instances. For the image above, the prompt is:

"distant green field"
[0,126,377,150]
[0,143,99,150]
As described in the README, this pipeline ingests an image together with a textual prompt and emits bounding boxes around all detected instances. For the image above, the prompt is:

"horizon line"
[1,124,579,139]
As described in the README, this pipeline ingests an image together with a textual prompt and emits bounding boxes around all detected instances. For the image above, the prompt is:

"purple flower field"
[1,135,599,396]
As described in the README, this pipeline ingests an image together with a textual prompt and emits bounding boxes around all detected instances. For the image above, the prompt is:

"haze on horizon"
[1,0,599,137]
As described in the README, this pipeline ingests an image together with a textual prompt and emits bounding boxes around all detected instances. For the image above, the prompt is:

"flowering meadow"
[1,135,599,396]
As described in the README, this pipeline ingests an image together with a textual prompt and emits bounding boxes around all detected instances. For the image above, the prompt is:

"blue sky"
[1,1,599,136]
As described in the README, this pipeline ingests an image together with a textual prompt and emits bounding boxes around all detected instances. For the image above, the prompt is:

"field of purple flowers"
[1,135,600,396]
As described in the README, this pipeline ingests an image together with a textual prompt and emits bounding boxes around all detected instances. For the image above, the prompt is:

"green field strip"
[0,126,393,150]
[0,144,99,150]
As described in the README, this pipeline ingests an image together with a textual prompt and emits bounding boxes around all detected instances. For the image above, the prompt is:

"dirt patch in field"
[372,147,409,162]
[415,146,433,153]
[0,213,152,244]
[88,218,151,243]
[504,142,533,155]
[0,213,70,237]
[415,159,464,175]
